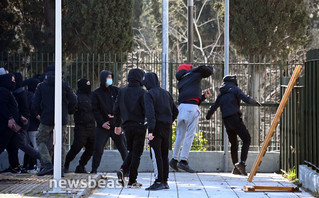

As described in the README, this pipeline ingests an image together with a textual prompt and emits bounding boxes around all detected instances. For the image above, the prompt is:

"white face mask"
[106,78,113,86]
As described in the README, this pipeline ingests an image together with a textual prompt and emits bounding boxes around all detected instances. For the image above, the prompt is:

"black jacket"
[26,78,41,131]
[13,72,30,121]
[92,71,119,129]
[32,71,77,126]
[207,81,259,119]
[74,90,95,129]
[142,72,178,134]
[113,69,146,129]
[0,73,19,132]
[176,65,215,105]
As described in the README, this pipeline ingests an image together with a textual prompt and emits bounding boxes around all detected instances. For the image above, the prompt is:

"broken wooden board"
[243,185,301,192]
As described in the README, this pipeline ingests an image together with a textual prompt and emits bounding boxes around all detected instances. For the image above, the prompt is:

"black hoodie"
[176,65,215,105]
[113,69,146,128]
[142,72,178,134]
[207,81,259,119]
[32,70,77,125]
[13,72,30,122]
[0,73,19,132]
[73,79,95,129]
[92,70,119,129]
[26,78,41,131]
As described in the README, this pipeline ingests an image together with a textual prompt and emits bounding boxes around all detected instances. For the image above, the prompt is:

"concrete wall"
[299,165,319,193]
[0,150,279,173]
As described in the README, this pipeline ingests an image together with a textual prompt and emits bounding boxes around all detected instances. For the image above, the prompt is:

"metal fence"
[0,53,299,152]
[280,69,304,175]
[302,58,319,170]
[280,55,319,175]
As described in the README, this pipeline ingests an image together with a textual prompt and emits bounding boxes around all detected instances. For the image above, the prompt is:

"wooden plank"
[243,185,301,192]
[248,65,302,182]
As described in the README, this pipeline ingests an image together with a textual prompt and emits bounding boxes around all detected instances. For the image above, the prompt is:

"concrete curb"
[299,165,319,193]
[1,150,280,173]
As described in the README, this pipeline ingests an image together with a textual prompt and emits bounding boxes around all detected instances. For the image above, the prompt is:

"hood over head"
[0,73,16,91]
[46,65,55,73]
[128,68,145,86]
[176,64,193,81]
[0,68,6,75]
[27,78,40,93]
[44,71,55,86]
[13,72,23,89]
[142,72,160,90]
[46,64,64,75]
[77,78,91,94]
[100,70,113,87]
[220,75,238,93]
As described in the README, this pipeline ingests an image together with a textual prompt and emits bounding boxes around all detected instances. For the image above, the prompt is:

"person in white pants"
[170,64,214,173]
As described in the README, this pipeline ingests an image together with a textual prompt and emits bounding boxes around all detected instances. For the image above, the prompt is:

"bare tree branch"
[196,0,209,23]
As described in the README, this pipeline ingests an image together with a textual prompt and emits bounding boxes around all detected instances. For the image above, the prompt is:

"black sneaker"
[163,181,170,189]
[117,169,125,187]
[127,181,142,188]
[169,159,179,171]
[37,163,53,176]
[10,167,21,174]
[232,167,241,175]
[145,182,165,191]
[19,166,27,174]
[177,160,195,173]
[0,167,13,173]
[235,162,247,176]
[75,165,88,173]
[90,169,97,174]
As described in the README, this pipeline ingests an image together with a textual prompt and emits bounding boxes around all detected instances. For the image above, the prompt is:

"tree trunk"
[44,0,55,52]
[245,64,262,151]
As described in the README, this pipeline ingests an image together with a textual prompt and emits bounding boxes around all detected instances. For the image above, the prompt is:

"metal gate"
[280,53,319,174]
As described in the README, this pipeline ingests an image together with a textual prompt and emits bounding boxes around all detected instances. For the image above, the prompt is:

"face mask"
[106,78,113,86]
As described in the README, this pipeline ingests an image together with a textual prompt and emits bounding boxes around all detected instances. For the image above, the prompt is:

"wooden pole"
[248,65,302,182]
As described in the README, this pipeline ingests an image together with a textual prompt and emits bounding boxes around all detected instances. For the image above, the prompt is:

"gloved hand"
[206,110,213,120]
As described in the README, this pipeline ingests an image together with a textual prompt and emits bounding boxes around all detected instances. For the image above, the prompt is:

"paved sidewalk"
[0,172,99,198]
[90,172,315,198]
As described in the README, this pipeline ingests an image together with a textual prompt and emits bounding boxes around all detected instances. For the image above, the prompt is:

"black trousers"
[121,126,146,183]
[0,129,19,168]
[91,127,128,171]
[15,130,42,161]
[223,114,251,165]
[0,129,41,168]
[149,125,170,183]
[65,126,95,168]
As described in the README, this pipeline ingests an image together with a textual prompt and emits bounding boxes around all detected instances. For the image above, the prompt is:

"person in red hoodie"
[170,64,215,173]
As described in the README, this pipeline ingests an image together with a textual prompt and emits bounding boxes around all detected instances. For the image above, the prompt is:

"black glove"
[206,110,213,120]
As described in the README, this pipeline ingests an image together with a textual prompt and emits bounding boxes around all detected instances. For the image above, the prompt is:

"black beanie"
[77,78,91,94]
[223,75,238,86]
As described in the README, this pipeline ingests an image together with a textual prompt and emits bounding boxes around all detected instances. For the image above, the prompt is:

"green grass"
[282,167,300,186]
[287,167,296,181]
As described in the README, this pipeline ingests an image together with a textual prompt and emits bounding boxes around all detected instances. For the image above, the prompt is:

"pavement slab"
[0,172,315,198]
[89,172,315,198]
